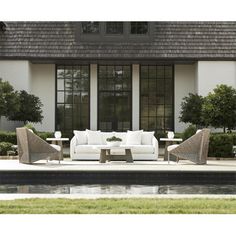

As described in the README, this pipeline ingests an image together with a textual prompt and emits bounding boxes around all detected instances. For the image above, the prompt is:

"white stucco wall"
[0,60,31,92]
[132,64,140,130]
[30,64,55,132]
[90,64,98,130]
[174,64,196,132]
[196,61,236,96]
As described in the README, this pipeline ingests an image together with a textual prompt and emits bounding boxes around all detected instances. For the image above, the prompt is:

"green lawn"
[0,198,236,214]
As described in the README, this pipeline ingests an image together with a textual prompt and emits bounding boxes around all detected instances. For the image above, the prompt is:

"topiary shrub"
[182,125,197,141]
[0,142,14,155]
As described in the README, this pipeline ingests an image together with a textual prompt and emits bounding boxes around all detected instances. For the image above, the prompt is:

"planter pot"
[106,141,121,147]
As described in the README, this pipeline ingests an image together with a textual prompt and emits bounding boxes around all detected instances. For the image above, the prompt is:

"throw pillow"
[86,129,103,145]
[141,131,155,145]
[126,130,143,145]
[73,130,87,145]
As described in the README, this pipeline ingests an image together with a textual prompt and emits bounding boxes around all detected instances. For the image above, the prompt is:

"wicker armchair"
[16,127,61,164]
[167,129,210,164]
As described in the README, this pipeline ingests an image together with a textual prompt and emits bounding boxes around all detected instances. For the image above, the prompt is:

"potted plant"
[106,136,122,147]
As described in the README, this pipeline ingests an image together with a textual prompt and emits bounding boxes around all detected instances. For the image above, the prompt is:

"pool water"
[0,184,236,195]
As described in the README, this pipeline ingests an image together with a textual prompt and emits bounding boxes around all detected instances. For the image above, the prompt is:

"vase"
[106,141,121,147]
[167,131,174,139]
[54,131,62,139]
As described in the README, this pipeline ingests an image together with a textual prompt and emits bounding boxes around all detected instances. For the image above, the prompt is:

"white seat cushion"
[167,144,179,152]
[75,145,101,154]
[86,129,102,145]
[73,130,87,145]
[126,130,143,145]
[114,132,127,145]
[50,144,61,152]
[101,132,115,144]
[141,131,154,145]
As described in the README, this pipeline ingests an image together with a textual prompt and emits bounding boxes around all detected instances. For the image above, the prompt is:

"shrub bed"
[208,133,234,158]
[0,142,14,155]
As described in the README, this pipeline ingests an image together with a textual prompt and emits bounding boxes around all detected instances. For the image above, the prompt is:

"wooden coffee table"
[95,145,133,163]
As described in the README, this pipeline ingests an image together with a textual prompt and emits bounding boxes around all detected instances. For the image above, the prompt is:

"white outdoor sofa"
[70,130,158,161]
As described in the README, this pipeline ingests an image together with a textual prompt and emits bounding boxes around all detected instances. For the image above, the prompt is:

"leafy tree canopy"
[179,93,205,127]
[0,78,19,118]
[202,84,236,132]
[8,90,43,124]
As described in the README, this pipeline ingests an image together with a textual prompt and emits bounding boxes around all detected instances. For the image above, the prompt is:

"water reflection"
[0,184,236,195]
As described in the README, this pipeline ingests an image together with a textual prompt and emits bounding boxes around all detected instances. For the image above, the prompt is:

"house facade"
[0,21,236,136]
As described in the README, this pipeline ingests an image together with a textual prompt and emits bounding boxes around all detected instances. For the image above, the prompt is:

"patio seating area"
[15,128,211,166]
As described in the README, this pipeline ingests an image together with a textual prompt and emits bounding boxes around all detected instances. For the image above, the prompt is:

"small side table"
[46,138,69,162]
[160,138,183,161]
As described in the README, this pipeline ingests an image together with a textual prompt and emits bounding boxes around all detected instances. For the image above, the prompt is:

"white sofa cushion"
[126,130,143,145]
[75,145,101,154]
[86,129,102,145]
[114,132,127,145]
[101,132,115,144]
[73,130,87,145]
[141,131,155,145]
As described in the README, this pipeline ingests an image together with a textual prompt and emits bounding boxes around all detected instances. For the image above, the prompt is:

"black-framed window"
[131,22,148,34]
[82,22,99,34]
[106,22,123,34]
[56,65,90,137]
[140,65,174,135]
[98,65,132,131]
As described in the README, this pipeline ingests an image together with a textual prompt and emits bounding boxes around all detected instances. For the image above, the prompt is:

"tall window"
[98,65,132,131]
[56,65,90,137]
[82,22,99,34]
[131,22,148,34]
[106,22,123,34]
[140,65,174,135]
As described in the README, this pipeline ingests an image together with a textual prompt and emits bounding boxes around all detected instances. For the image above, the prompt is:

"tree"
[8,90,43,124]
[0,78,19,118]
[179,93,205,127]
[202,84,236,133]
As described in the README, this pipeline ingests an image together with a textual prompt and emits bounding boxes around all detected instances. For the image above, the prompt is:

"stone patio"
[0,159,235,172]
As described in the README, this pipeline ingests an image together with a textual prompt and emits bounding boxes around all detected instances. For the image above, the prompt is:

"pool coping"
[0,193,236,200]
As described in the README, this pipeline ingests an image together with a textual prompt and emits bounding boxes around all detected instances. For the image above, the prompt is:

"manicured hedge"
[38,132,54,140]
[0,130,53,145]
[0,131,17,144]
[208,133,234,158]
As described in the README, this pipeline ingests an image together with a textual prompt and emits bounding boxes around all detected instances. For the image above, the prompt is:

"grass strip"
[0,198,236,214]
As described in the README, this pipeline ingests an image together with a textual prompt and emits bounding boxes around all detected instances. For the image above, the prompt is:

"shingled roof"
[1,21,236,60]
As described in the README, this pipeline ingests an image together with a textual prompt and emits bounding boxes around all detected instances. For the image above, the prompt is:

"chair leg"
[168,152,170,164]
